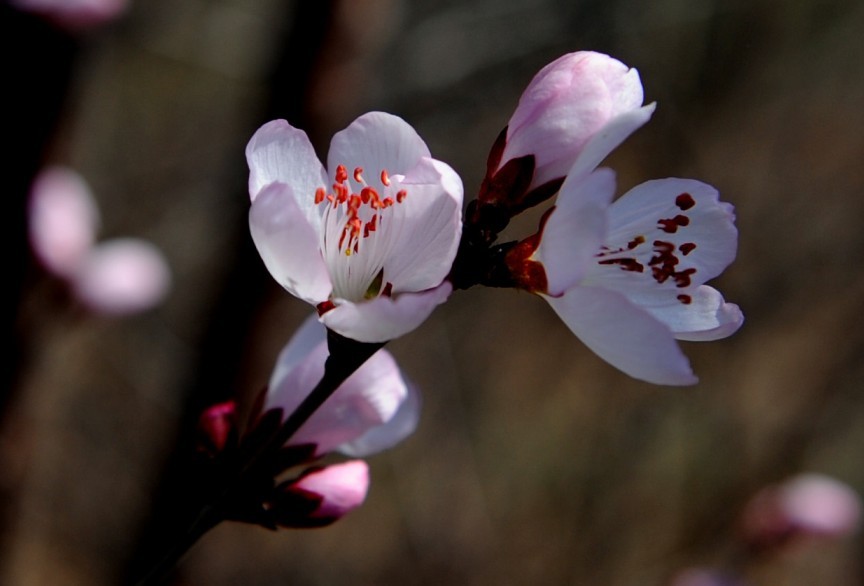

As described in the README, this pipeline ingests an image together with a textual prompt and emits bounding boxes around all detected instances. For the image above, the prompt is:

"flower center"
[315,164,407,302]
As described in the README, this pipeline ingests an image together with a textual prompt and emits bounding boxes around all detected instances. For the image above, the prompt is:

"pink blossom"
[28,166,172,316]
[741,473,862,548]
[525,170,742,385]
[265,315,420,457]
[247,112,463,343]
[71,238,171,316]
[496,51,654,191]
[28,166,99,279]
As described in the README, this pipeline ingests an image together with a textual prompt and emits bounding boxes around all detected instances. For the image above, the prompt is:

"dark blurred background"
[2,0,863,584]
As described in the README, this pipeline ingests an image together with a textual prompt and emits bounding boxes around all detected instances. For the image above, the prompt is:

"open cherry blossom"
[247,112,463,343]
[265,315,420,458]
[512,169,742,385]
[495,51,655,192]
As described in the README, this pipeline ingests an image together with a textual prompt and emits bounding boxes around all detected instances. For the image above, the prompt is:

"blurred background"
[2,0,863,584]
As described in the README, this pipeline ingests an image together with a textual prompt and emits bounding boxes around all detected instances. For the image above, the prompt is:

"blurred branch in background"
[1,0,863,585]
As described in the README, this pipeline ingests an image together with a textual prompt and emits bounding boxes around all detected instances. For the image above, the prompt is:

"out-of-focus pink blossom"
[496,51,654,191]
[28,166,172,316]
[10,0,128,31]
[71,238,171,316]
[28,166,99,279]
[271,460,369,528]
[740,473,862,550]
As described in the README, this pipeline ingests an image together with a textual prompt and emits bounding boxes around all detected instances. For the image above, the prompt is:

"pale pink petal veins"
[321,282,453,343]
[381,158,463,292]
[249,182,332,304]
[544,286,697,386]
[534,168,616,295]
[246,119,327,229]
[327,112,431,191]
[586,178,738,293]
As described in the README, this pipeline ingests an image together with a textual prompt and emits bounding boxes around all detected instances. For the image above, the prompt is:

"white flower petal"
[291,347,408,455]
[267,314,327,399]
[339,378,421,457]
[545,286,697,385]
[328,112,431,192]
[321,282,452,343]
[535,168,616,295]
[624,285,744,341]
[246,119,328,229]
[587,178,737,294]
[568,103,656,179]
[382,158,464,292]
[249,182,332,304]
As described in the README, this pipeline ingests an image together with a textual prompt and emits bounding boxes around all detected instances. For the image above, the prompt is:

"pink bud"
[498,51,654,190]
[196,401,237,456]
[274,460,370,527]
[71,238,171,315]
[740,473,862,550]
[28,166,99,279]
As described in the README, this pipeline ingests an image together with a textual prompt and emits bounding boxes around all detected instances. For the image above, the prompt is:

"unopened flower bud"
[269,460,369,528]
[496,51,654,193]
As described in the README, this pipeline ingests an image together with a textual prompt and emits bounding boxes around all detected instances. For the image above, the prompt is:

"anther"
[380,170,391,186]
[353,167,364,184]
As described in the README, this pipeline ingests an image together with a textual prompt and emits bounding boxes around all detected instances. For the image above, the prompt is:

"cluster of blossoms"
[199,50,743,531]
[28,166,171,316]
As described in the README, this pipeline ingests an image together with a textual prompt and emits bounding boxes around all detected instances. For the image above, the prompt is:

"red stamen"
[314,187,326,204]
[335,165,348,183]
[380,170,391,186]
[396,189,407,203]
[353,167,364,183]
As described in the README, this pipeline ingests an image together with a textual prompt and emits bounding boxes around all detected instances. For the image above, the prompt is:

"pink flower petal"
[535,168,616,295]
[567,104,656,180]
[327,112,431,188]
[338,378,421,457]
[28,166,99,279]
[249,182,332,304]
[544,286,697,385]
[245,119,328,228]
[381,158,464,292]
[587,178,738,293]
[265,315,414,456]
[321,282,453,343]
[289,460,369,521]
[71,238,171,315]
[623,285,744,341]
